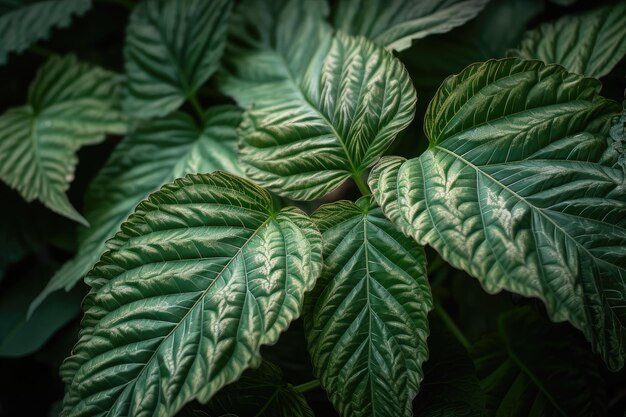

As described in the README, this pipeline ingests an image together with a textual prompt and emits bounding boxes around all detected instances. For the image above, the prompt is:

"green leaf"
[304,196,431,417]
[369,58,626,369]
[0,263,82,357]
[472,308,606,416]
[60,172,322,417]
[0,0,91,63]
[511,2,626,78]
[123,0,232,119]
[179,361,313,417]
[221,0,415,200]
[0,54,127,224]
[333,0,489,52]
[30,106,242,315]
[414,318,486,417]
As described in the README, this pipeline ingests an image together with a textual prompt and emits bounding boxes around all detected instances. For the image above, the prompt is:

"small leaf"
[222,0,415,200]
[0,0,91,63]
[30,106,242,315]
[123,0,232,119]
[304,197,431,417]
[511,2,626,77]
[369,58,626,370]
[472,308,606,416]
[179,361,313,417]
[61,172,322,417]
[333,0,489,52]
[0,55,127,224]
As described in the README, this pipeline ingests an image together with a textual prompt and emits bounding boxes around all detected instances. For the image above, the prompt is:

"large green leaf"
[333,0,489,52]
[511,2,626,78]
[369,58,626,369]
[472,308,605,416]
[179,361,313,417]
[221,0,415,200]
[61,172,322,417]
[0,54,127,224]
[0,0,91,63]
[30,106,242,315]
[304,197,431,417]
[123,0,232,119]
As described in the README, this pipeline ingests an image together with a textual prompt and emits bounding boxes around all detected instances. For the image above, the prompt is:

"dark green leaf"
[0,0,91,63]
[31,106,242,315]
[61,172,322,417]
[472,308,606,416]
[305,197,431,417]
[222,0,415,200]
[179,361,313,417]
[0,54,127,224]
[511,2,626,77]
[369,58,626,369]
[333,0,489,52]
[123,0,232,118]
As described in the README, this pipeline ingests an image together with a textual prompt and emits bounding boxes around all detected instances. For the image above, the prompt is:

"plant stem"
[28,45,55,58]
[294,379,321,393]
[435,301,471,350]
[427,255,446,276]
[353,172,371,196]
[188,94,205,123]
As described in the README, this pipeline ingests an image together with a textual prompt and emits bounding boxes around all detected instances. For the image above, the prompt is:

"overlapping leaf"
[333,0,489,52]
[0,0,91,63]
[31,106,242,315]
[511,2,626,77]
[0,54,127,224]
[369,58,626,369]
[124,0,231,118]
[179,361,313,417]
[61,172,322,417]
[221,0,416,200]
[304,197,431,417]
[472,308,605,416]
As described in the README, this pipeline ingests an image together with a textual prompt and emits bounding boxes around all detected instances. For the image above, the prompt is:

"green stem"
[28,45,55,58]
[427,255,446,276]
[294,379,321,393]
[435,301,471,350]
[353,172,371,196]
[188,94,204,123]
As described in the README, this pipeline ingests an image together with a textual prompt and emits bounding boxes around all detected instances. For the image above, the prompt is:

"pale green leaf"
[333,0,489,52]
[60,172,322,417]
[221,0,415,200]
[123,0,232,119]
[30,106,242,315]
[369,58,626,369]
[179,361,313,417]
[472,308,605,416]
[511,2,626,77]
[0,54,127,225]
[0,0,91,63]
[304,196,431,417]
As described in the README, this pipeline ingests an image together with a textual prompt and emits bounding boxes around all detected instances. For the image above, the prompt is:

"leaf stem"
[188,94,205,124]
[294,379,321,393]
[28,45,55,58]
[434,301,471,350]
[353,172,371,196]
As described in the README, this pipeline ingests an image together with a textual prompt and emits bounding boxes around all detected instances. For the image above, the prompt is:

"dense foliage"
[1,0,625,416]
